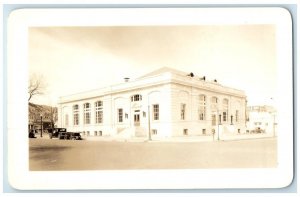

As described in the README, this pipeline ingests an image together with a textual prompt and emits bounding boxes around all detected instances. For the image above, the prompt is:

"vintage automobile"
[68,132,82,140]
[57,132,82,140]
[48,128,82,140]
[28,130,36,138]
[250,127,265,134]
[48,128,67,139]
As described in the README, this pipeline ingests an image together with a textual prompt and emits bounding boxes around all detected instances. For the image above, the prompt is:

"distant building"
[246,105,277,136]
[28,103,57,132]
[57,67,247,139]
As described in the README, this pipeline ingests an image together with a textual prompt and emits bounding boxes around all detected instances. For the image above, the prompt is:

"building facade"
[28,103,57,133]
[57,67,247,139]
[246,105,277,136]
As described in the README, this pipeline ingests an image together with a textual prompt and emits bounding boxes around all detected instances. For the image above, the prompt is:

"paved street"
[29,138,277,171]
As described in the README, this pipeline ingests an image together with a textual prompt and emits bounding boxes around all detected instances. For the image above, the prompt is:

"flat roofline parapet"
[168,72,245,96]
[58,72,245,104]
[58,73,172,103]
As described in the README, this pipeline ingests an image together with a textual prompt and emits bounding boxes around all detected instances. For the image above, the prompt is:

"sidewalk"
[82,133,275,142]
[220,133,275,141]
[34,133,50,139]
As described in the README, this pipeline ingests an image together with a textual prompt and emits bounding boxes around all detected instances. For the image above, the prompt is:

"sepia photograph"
[7,8,293,190]
[28,25,278,171]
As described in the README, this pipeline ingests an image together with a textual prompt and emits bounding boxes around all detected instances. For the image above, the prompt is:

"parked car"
[28,130,36,138]
[69,132,82,140]
[49,128,67,139]
[251,127,265,134]
[58,132,69,140]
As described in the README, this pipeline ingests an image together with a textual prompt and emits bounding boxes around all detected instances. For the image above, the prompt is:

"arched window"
[83,103,91,124]
[65,114,69,127]
[199,95,206,120]
[131,94,142,102]
[73,104,79,125]
[95,101,103,124]
[222,99,229,122]
[211,96,218,112]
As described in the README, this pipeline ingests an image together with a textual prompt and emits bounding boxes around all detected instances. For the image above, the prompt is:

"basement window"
[183,129,188,135]
[152,129,158,135]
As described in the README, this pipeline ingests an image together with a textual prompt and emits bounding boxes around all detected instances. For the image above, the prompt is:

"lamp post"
[40,114,43,138]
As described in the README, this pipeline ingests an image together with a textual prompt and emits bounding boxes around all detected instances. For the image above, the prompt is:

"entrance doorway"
[134,111,140,126]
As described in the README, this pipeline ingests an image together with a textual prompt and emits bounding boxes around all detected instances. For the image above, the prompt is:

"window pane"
[181,104,186,120]
[131,94,142,102]
[118,108,123,122]
[73,105,79,125]
[153,104,159,120]
[199,95,206,120]
[84,103,91,124]
[95,101,103,124]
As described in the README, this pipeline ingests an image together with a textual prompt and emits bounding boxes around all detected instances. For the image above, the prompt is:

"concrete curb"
[81,134,275,143]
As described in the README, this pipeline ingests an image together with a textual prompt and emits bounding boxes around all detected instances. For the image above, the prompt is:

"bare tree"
[28,74,46,102]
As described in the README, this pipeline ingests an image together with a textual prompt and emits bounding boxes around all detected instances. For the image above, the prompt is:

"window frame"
[222,99,229,122]
[118,108,123,123]
[199,95,206,121]
[211,96,218,112]
[235,110,239,122]
[180,103,186,120]
[131,94,142,102]
[95,101,103,124]
[153,104,159,121]
[83,103,91,125]
[73,104,79,126]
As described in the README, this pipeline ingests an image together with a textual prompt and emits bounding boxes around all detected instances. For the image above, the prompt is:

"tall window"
[180,103,186,120]
[222,99,229,122]
[65,114,69,127]
[235,110,239,122]
[118,108,123,123]
[84,103,91,124]
[199,95,206,120]
[211,97,218,112]
[73,105,79,125]
[131,94,142,102]
[95,101,103,124]
[153,104,159,120]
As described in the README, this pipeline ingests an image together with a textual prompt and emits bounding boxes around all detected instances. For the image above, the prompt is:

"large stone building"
[57,67,247,139]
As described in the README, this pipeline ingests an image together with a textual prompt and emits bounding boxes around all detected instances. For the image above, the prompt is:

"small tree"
[28,74,46,102]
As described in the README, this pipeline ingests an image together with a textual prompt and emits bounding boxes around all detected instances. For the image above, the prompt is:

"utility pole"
[40,114,43,138]
[148,105,151,141]
[273,113,276,137]
[218,113,221,141]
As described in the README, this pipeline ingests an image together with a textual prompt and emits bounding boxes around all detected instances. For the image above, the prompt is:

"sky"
[29,25,277,107]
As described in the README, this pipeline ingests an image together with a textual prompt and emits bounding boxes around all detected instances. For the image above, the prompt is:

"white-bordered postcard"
[7,7,293,190]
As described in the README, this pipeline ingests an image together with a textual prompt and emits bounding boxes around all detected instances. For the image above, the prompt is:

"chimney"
[124,77,130,82]
[187,72,194,77]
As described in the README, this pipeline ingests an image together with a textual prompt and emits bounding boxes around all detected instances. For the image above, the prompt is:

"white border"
[7,8,293,190]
